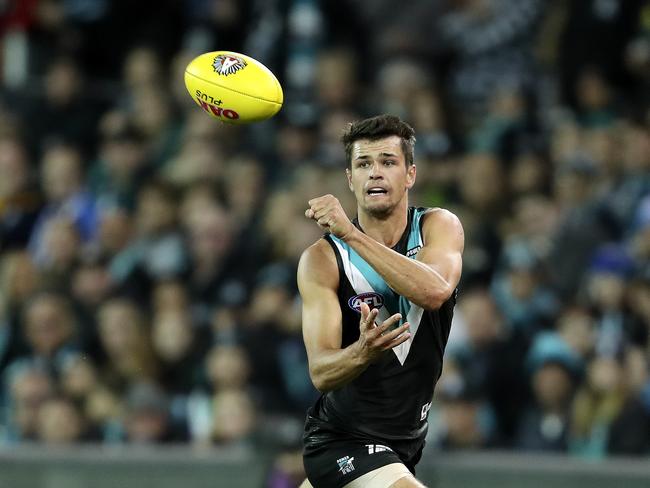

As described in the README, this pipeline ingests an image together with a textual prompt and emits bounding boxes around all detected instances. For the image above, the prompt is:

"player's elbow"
[309,362,343,392]
[422,285,455,311]
[309,370,330,393]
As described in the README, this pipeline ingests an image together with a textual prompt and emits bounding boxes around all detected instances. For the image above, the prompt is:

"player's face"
[346,136,416,217]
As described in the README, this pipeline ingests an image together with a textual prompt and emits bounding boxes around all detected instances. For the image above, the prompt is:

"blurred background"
[0,0,649,487]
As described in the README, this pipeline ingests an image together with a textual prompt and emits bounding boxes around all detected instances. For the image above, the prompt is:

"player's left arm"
[345,208,464,311]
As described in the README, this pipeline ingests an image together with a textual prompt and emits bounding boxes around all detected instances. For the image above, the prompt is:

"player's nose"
[368,162,383,178]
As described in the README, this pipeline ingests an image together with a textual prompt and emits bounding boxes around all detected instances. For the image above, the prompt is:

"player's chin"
[363,200,395,218]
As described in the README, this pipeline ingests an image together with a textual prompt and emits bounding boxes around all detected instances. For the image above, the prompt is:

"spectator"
[0,137,40,252]
[582,245,644,356]
[122,381,188,444]
[129,85,182,167]
[122,47,164,93]
[453,154,505,287]
[35,395,88,444]
[0,0,647,460]
[222,154,266,228]
[516,332,583,452]
[84,384,123,442]
[60,354,99,405]
[70,257,113,354]
[183,200,248,318]
[433,372,497,450]
[546,154,614,299]
[557,306,597,361]
[0,252,40,316]
[558,0,645,109]
[570,354,650,456]
[151,279,190,314]
[88,122,150,211]
[96,207,133,260]
[264,447,307,488]
[20,57,103,157]
[516,360,577,452]
[15,292,79,374]
[151,309,207,396]
[447,287,527,443]
[96,298,157,392]
[437,0,545,128]
[109,179,187,301]
[163,129,225,188]
[29,143,98,267]
[508,151,551,198]
[626,266,650,346]
[314,48,360,111]
[211,388,257,447]
[39,217,82,287]
[2,364,55,443]
[573,68,618,128]
[241,267,301,414]
[491,241,560,334]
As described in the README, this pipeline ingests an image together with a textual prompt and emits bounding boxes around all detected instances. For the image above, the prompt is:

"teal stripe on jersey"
[399,208,426,320]
[407,208,425,252]
[330,208,425,329]
[348,251,401,316]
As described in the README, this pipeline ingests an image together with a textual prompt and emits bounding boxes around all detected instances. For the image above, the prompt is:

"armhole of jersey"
[417,207,428,247]
[323,234,342,293]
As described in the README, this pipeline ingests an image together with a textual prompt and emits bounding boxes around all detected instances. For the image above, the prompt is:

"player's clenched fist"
[305,194,355,240]
[354,302,410,363]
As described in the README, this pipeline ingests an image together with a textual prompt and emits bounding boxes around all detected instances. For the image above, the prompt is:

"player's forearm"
[343,228,452,310]
[308,343,369,392]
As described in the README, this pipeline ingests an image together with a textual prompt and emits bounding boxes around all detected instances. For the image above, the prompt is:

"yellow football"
[184,51,283,124]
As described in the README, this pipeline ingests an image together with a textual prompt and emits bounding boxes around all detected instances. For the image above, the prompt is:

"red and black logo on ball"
[195,90,240,120]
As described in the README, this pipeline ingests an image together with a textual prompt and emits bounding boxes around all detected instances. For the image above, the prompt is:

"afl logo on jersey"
[348,292,384,313]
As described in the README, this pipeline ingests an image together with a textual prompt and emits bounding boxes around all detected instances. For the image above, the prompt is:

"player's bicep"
[417,209,464,290]
[301,281,342,357]
[297,242,343,363]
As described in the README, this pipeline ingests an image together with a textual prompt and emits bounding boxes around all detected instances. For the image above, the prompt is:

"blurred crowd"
[0,0,649,484]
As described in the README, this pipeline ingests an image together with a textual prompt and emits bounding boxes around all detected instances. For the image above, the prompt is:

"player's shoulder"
[420,207,462,227]
[297,236,338,289]
[420,207,464,240]
[299,236,336,264]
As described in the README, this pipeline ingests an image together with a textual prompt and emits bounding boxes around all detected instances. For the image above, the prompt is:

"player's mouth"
[366,187,388,197]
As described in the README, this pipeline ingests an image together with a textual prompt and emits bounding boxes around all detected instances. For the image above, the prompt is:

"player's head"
[341,115,417,217]
[342,114,416,168]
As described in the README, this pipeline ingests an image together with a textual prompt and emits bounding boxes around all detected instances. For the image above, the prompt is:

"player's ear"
[406,163,416,190]
[346,168,354,192]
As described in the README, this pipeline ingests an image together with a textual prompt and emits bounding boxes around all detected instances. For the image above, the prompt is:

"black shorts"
[302,413,424,488]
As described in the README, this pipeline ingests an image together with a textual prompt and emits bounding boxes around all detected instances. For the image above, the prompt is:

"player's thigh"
[389,474,428,487]
[343,462,423,488]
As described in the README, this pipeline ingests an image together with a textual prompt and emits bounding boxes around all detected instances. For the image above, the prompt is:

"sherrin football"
[184,51,283,124]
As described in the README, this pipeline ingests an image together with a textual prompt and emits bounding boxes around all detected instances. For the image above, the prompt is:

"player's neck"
[357,201,409,248]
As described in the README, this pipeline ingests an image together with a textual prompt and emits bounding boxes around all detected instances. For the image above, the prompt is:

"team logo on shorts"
[336,455,355,475]
[348,292,384,313]
[212,54,247,76]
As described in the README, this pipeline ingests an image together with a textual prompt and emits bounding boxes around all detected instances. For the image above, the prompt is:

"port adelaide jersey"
[318,207,456,442]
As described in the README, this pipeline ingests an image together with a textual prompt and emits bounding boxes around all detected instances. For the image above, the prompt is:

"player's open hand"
[305,194,355,240]
[354,301,410,363]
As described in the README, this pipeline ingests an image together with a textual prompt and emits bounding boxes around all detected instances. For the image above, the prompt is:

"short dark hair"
[341,114,416,167]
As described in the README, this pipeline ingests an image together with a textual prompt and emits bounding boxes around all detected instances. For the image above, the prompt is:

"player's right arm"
[298,239,410,392]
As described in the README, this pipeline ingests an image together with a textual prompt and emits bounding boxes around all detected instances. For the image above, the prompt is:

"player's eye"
[384,160,395,166]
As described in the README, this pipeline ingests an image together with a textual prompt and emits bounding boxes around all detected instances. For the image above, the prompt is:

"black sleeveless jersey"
[312,207,456,443]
